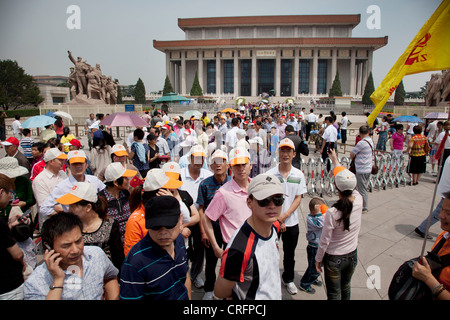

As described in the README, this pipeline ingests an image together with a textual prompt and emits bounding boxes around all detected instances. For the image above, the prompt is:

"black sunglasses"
[255,195,284,207]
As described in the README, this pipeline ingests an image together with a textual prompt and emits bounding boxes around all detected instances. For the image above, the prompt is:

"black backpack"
[388,236,450,300]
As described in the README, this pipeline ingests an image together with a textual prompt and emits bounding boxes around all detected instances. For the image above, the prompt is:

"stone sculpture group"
[426,69,450,106]
[67,50,118,105]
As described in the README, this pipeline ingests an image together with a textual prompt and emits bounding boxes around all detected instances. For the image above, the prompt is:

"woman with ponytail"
[56,182,125,271]
[315,148,363,300]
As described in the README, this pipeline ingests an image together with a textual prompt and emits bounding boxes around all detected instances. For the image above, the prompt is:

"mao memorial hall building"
[153,14,388,99]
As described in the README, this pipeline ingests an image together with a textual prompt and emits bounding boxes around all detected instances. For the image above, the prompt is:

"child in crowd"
[299,197,327,294]
[20,128,34,163]
[269,126,279,165]
[390,124,406,158]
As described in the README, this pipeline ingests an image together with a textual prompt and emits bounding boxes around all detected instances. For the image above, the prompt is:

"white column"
[331,49,337,83]
[293,49,299,98]
[216,53,221,95]
[173,62,178,94]
[312,49,318,95]
[181,51,186,95]
[350,49,356,96]
[234,49,239,96]
[251,52,257,96]
[198,53,204,94]
[275,50,281,97]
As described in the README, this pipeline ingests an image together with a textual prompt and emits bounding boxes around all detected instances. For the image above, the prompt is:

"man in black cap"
[119,196,191,300]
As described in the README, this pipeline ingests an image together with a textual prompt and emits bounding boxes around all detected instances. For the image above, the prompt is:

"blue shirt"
[24,246,118,300]
[196,174,231,209]
[119,233,189,300]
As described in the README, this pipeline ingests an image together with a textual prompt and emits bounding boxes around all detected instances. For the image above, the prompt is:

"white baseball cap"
[180,135,197,147]
[248,174,284,200]
[189,145,206,157]
[67,150,87,164]
[229,147,250,166]
[278,138,295,150]
[110,144,128,157]
[143,169,183,191]
[44,148,68,162]
[56,182,98,205]
[162,162,181,180]
[104,162,137,182]
[333,166,357,192]
[211,149,228,163]
[248,137,263,146]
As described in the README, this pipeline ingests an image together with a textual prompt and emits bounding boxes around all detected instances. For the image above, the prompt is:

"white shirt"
[39,174,106,228]
[341,116,348,130]
[225,126,239,149]
[437,156,450,199]
[435,130,450,149]
[179,166,213,207]
[32,168,68,209]
[322,124,338,143]
[306,113,317,123]
[426,120,438,141]
[266,165,307,227]
[12,120,21,134]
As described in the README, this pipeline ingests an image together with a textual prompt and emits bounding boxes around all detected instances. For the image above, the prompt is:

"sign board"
[125,104,135,112]
[256,50,276,57]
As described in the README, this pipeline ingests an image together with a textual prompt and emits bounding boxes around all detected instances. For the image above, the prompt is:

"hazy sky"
[0,0,442,93]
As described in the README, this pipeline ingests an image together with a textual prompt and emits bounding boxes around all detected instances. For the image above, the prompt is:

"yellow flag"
[367,0,450,127]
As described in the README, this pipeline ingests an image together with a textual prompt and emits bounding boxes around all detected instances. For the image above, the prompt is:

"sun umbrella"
[393,115,424,123]
[45,111,56,117]
[424,112,449,120]
[20,115,56,128]
[182,110,202,119]
[100,112,148,127]
[221,108,237,113]
[54,111,73,121]
[153,93,190,103]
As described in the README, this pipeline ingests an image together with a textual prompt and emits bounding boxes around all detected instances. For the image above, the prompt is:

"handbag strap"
[364,139,377,166]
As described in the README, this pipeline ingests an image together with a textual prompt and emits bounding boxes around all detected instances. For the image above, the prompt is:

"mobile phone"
[44,243,52,251]
[18,208,32,220]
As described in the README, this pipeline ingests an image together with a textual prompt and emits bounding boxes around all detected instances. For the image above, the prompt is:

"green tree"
[134,78,146,104]
[362,72,375,106]
[190,72,203,96]
[394,80,406,106]
[329,70,342,97]
[0,59,44,109]
[162,75,174,96]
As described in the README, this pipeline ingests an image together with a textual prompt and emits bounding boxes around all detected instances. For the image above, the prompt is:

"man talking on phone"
[23,212,119,300]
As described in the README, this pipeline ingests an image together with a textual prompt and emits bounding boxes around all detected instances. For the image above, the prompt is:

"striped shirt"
[351,137,374,174]
[196,175,231,209]
[119,233,189,300]
[20,137,34,159]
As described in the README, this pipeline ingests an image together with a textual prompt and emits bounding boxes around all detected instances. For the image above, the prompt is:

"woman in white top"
[315,149,363,300]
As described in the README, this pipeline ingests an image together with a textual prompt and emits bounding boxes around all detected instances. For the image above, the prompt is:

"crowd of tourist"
[0,104,449,301]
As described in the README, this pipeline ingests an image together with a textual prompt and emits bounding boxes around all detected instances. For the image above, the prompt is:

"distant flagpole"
[367,0,450,127]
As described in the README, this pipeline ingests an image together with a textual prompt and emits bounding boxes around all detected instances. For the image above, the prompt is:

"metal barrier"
[303,152,412,197]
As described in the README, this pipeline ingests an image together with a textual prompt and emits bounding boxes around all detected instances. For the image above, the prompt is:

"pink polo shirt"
[205,177,252,244]
[391,132,405,150]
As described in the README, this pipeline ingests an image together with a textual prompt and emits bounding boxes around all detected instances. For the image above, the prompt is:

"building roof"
[178,14,361,30]
[153,36,388,52]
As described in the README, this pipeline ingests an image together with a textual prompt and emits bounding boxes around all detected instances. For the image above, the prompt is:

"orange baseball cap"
[67,150,87,164]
